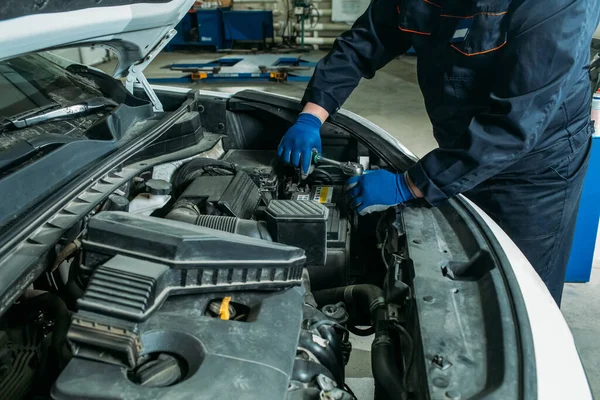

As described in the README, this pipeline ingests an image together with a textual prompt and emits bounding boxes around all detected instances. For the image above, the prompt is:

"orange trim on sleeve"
[441,11,507,19]
[451,40,507,56]
[423,0,442,8]
[399,26,432,36]
[397,5,400,14]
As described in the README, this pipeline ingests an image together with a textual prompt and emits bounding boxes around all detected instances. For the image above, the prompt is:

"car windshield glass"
[0,53,109,152]
[0,53,104,119]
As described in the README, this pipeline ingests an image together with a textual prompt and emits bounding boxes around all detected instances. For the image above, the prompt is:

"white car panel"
[467,199,592,400]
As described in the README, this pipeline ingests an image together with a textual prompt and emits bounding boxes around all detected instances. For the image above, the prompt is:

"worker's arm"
[279,0,412,174]
[408,0,598,205]
[302,0,412,115]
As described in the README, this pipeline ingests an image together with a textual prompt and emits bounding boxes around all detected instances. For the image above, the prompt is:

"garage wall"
[232,0,362,48]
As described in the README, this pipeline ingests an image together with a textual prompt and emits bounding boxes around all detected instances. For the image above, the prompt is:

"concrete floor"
[115,50,599,397]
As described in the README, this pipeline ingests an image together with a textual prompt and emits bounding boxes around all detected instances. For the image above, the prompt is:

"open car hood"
[0,0,195,76]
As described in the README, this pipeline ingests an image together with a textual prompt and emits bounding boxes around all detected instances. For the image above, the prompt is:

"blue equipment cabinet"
[222,10,274,42]
[169,13,196,47]
[168,9,273,50]
[565,134,600,282]
[168,9,232,50]
[196,9,227,49]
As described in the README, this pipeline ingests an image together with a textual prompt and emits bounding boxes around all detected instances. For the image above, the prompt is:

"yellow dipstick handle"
[219,296,232,320]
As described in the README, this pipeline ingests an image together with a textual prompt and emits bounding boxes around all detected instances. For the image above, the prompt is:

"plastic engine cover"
[52,211,309,400]
[53,288,306,400]
[265,200,328,266]
[84,211,304,271]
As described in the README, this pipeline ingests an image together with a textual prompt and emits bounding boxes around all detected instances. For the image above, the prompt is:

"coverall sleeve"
[408,0,596,205]
[301,0,413,114]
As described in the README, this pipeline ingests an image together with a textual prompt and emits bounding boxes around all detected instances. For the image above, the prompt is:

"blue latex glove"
[278,113,322,175]
[346,170,415,215]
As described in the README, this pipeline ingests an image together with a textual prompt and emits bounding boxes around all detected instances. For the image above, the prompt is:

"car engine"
[53,150,359,399]
[1,145,389,400]
[0,91,539,400]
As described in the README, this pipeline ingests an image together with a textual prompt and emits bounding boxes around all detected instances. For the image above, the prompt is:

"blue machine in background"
[565,134,600,282]
[222,10,274,42]
[197,9,228,49]
[169,8,274,51]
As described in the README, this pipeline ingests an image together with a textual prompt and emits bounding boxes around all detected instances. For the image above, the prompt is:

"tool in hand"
[312,152,364,176]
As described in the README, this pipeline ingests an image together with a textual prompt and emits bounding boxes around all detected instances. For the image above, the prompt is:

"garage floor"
[116,50,600,397]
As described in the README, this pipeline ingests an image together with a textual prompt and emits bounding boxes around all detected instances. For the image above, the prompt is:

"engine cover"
[53,288,306,400]
[53,211,310,400]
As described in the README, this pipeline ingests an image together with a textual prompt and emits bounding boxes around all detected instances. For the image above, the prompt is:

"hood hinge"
[125,29,176,113]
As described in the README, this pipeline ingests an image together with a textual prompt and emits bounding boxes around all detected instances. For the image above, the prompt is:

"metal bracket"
[125,29,176,113]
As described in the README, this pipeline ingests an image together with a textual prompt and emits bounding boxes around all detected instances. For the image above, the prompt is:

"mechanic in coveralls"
[278,0,600,305]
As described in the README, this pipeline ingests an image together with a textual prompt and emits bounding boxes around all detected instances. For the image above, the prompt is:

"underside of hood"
[0,0,195,76]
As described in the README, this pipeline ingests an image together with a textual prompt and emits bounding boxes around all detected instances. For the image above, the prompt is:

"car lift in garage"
[146,54,317,84]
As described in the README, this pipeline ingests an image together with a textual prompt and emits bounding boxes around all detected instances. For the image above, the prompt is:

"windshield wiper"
[0,134,78,174]
[1,97,117,131]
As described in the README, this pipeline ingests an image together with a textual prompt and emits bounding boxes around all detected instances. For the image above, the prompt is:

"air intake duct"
[166,203,271,241]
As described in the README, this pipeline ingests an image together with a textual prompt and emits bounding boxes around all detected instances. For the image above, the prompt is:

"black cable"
[308,3,320,27]
[281,0,292,43]
[344,383,358,400]
[381,228,390,270]
[310,167,334,183]
[375,212,386,243]
[394,322,414,390]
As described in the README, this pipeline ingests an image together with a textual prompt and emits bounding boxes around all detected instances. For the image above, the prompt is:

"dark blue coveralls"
[302,0,600,304]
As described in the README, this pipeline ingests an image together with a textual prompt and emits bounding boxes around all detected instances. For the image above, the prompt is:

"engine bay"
[54,148,378,399]
[1,137,402,399]
[0,91,522,400]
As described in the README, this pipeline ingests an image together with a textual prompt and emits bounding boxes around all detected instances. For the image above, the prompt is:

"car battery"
[292,185,349,244]
[265,200,328,265]
[288,185,350,287]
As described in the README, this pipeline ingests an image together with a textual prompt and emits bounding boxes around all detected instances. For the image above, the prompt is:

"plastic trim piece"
[454,196,537,400]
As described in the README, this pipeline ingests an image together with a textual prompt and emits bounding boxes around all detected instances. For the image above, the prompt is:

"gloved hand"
[278,113,322,175]
[346,170,415,215]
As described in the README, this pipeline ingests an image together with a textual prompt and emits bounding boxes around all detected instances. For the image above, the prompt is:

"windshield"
[0,51,158,237]
[0,53,108,151]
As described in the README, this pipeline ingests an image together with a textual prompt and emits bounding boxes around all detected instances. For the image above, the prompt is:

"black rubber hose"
[310,168,334,184]
[314,285,406,399]
[64,253,85,309]
[172,158,236,194]
[313,284,385,326]
[313,284,385,312]
[166,206,272,240]
[372,307,406,400]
